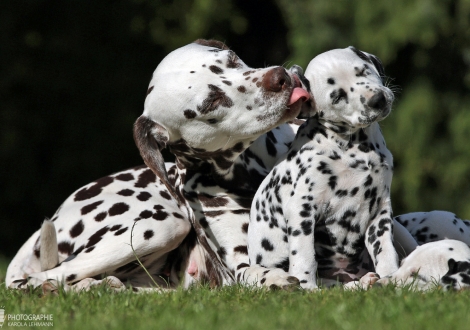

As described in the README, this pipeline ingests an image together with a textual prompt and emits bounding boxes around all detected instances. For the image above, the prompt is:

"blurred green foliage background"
[1,0,469,257]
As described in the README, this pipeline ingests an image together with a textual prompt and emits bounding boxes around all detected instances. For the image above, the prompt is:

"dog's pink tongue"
[288,87,310,105]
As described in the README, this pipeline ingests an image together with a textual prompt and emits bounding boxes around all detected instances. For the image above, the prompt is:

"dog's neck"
[304,116,378,151]
[317,118,362,136]
[169,138,258,193]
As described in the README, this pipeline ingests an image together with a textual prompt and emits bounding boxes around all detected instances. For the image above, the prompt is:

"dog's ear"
[133,115,183,204]
[290,65,316,119]
[348,46,385,81]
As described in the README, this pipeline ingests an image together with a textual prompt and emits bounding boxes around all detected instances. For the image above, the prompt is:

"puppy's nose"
[367,91,387,110]
[263,67,289,92]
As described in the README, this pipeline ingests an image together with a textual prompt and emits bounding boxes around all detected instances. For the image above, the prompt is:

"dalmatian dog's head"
[134,39,308,202]
[292,46,393,131]
[376,240,470,291]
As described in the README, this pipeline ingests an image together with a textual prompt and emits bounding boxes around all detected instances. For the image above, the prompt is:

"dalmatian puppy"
[394,211,470,245]
[6,39,310,290]
[248,47,399,290]
[376,239,470,290]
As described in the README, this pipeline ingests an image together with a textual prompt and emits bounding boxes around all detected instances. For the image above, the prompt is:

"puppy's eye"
[207,118,218,124]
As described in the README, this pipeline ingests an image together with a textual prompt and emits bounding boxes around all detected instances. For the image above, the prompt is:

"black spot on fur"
[330,88,348,105]
[108,202,129,216]
[86,226,109,248]
[261,239,274,251]
[70,220,84,238]
[58,241,74,255]
[134,169,156,188]
[114,227,128,236]
[184,109,197,119]
[143,230,154,240]
[81,200,104,215]
[66,274,77,282]
[74,176,114,201]
[117,189,134,196]
[115,173,134,181]
[137,192,152,201]
[94,212,107,222]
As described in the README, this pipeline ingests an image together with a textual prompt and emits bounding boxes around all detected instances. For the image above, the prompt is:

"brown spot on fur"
[234,245,248,255]
[209,65,224,74]
[205,210,224,218]
[237,86,246,93]
[197,84,234,114]
[198,193,229,207]
[241,223,249,233]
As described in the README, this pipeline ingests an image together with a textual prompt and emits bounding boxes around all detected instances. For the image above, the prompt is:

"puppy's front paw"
[262,269,300,291]
[344,272,380,290]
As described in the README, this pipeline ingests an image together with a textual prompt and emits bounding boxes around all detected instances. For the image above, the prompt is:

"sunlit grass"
[1,259,470,330]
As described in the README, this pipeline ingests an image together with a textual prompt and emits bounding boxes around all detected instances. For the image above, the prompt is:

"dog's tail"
[40,220,59,271]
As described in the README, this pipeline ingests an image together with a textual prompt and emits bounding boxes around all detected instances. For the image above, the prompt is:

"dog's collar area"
[315,117,360,136]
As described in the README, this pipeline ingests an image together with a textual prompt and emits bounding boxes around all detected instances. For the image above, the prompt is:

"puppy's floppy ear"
[290,65,316,119]
[348,46,385,81]
[133,115,183,205]
[368,54,385,79]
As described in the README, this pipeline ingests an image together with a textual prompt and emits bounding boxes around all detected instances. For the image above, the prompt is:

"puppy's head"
[300,47,394,130]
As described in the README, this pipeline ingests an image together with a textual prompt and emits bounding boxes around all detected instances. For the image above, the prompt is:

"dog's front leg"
[284,189,318,290]
[365,204,399,277]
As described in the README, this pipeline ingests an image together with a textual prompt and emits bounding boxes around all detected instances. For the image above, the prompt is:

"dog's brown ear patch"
[194,39,230,50]
[133,115,183,204]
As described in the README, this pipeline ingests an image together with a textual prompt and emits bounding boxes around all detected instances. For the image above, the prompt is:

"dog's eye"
[207,118,218,124]
[330,88,348,105]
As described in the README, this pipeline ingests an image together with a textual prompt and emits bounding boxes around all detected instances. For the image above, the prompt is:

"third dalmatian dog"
[249,47,400,289]
[6,39,310,291]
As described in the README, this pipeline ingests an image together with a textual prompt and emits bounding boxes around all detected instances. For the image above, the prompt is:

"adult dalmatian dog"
[6,39,310,291]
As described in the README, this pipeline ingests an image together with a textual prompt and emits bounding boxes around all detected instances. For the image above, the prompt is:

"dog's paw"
[261,269,300,291]
[42,279,60,296]
[9,278,30,290]
[343,272,380,290]
[69,276,125,292]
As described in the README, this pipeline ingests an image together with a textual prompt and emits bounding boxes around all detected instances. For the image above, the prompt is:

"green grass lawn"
[1,259,470,330]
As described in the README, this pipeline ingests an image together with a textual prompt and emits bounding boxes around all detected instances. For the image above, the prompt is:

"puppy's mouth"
[284,75,309,119]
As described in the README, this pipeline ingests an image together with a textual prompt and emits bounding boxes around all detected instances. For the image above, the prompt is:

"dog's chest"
[183,172,252,258]
[287,123,393,258]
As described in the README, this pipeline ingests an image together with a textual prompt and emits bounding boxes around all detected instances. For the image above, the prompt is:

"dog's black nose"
[263,67,289,92]
[367,91,387,110]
